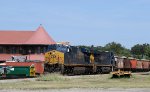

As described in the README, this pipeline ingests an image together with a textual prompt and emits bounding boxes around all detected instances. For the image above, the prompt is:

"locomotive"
[44,45,115,74]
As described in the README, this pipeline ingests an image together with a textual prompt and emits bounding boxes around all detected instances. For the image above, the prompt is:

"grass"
[36,73,69,81]
[0,73,150,89]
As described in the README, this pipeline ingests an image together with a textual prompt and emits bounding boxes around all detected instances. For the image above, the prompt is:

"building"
[0,25,56,61]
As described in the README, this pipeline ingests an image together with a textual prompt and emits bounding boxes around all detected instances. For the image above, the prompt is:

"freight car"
[115,56,125,70]
[0,65,35,78]
[45,46,115,74]
[141,59,149,72]
[123,57,137,71]
[115,57,150,72]
[136,59,143,72]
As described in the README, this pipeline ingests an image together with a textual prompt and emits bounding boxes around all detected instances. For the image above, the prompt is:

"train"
[44,45,115,74]
[1,44,149,78]
[45,44,150,74]
[115,56,150,72]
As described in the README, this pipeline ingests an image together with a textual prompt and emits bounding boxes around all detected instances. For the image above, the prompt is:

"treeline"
[78,42,150,60]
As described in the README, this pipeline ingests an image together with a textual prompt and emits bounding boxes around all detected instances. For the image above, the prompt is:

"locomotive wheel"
[93,65,97,74]
[61,64,65,74]
[101,67,111,73]
[96,67,102,74]
[44,64,54,73]
[60,65,68,74]
[61,65,74,75]
[68,67,72,73]
[46,64,54,73]
[68,67,74,75]
[85,67,93,74]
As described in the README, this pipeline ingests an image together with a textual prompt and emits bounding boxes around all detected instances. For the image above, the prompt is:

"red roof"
[0,25,56,45]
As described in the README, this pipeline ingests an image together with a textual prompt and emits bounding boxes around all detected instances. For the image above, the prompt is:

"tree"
[131,44,143,55]
[120,48,131,57]
[145,45,150,59]
[104,42,130,56]
[131,43,150,59]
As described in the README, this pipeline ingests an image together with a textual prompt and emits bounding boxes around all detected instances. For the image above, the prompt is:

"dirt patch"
[0,78,36,83]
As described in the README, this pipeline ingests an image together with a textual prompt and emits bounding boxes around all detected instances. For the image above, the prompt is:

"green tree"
[145,45,150,59]
[120,48,131,57]
[131,44,143,55]
[104,42,130,56]
[131,43,150,59]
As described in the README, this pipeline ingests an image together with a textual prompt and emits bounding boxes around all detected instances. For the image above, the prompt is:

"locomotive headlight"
[52,52,55,55]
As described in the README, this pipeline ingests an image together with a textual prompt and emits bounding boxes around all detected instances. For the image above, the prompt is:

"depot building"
[0,25,56,61]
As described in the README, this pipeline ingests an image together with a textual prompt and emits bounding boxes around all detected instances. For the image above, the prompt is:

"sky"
[0,0,150,48]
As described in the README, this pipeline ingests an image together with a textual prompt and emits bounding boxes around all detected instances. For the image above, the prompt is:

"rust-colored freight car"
[123,58,137,72]
[116,57,126,69]
[5,62,44,75]
[149,60,150,70]
[124,58,131,71]
[129,58,137,71]
[141,59,149,72]
[136,60,143,71]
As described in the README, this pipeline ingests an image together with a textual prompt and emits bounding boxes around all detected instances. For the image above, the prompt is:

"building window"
[0,46,3,53]
[37,46,41,54]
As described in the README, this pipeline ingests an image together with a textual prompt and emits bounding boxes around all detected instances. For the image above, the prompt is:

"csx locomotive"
[44,45,115,74]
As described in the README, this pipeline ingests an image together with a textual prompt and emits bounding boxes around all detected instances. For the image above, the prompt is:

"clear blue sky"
[0,0,150,48]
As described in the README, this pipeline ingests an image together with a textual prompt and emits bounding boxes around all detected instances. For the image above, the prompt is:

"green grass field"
[0,73,150,90]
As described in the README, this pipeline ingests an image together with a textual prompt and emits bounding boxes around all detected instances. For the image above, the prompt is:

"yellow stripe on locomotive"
[45,50,64,65]
[90,54,94,64]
